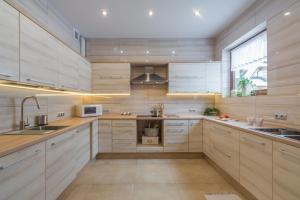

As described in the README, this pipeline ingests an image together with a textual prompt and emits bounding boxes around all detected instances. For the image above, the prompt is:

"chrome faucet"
[20,96,40,130]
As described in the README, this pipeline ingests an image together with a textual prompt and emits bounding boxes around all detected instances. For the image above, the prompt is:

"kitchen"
[0,0,299,200]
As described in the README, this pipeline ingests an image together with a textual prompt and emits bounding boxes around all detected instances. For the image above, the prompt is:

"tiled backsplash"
[83,85,215,115]
[0,88,82,133]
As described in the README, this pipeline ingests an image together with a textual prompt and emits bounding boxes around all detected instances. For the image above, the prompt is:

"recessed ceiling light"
[284,12,291,16]
[193,9,201,17]
[120,50,124,54]
[172,50,176,54]
[101,9,108,17]
[148,10,154,17]
[146,50,150,54]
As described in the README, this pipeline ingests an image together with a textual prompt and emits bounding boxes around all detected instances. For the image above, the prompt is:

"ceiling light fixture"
[146,50,150,54]
[284,12,291,16]
[120,50,124,54]
[193,9,201,17]
[148,10,154,17]
[101,9,108,17]
[172,50,176,55]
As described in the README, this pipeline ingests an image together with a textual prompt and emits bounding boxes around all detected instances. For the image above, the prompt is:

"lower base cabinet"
[0,142,46,200]
[240,131,273,200]
[273,142,300,200]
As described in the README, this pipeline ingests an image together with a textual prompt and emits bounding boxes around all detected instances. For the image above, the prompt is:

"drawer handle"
[241,137,266,146]
[0,72,14,78]
[280,149,300,160]
[26,78,55,87]
[51,134,75,147]
[166,129,185,133]
[166,123,185,126]
[0,149,41,170]
[115,123,134,126]
[213,144,231,159]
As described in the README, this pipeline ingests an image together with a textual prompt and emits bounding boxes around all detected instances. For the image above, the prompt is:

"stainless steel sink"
[1,126,68,135]
[250,128,300,141]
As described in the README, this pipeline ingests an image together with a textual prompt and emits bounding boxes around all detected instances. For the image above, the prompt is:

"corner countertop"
[0,117,98,158]
[98,113,204,120]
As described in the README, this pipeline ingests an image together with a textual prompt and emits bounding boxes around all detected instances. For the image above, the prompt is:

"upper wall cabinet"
[168,62,221,93]
[0,1,20,81]
[92,63,131,94]
[20,14,60,87]
[78,57,91,92]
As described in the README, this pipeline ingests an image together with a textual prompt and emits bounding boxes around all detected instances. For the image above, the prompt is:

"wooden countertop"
[0,117,98,158]
[1,114,299,158]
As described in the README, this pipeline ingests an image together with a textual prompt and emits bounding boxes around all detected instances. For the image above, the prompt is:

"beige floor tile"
[133,183,181,200]
[136,164,175,183]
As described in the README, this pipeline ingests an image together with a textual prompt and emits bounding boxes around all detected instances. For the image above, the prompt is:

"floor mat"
[204,194,241,200]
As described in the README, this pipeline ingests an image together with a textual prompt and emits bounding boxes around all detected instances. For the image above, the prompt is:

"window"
[230,31,267,96]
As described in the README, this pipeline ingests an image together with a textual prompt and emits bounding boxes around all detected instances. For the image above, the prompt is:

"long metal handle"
[213,144,231,159]
[166,123,185,126]
[26,78,55,87]
[280,149,300,160]
[0,149,41,170]
[241,136,266,146]
[175,75,199,79]
[0,72,14,78]
[51,134,75,147]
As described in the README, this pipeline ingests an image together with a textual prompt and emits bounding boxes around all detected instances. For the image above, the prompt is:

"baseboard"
[96,152,204,159]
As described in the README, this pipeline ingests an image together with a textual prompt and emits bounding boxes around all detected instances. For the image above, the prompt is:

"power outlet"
[275,113,287,120]
[57,112,65,118]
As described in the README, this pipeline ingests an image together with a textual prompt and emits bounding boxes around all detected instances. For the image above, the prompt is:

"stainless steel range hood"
[131,66,168,85]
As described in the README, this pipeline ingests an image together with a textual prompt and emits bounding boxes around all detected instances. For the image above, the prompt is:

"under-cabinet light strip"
[167,93,217,96]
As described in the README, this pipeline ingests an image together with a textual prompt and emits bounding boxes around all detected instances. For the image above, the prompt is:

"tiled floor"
[60,159,247,200]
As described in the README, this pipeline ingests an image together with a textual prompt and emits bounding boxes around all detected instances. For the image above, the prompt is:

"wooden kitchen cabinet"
[273,142,300,200]
[0,1,19,82]
[78,56,91,92]
[168,62,221,93]
[240,131,273,200]
[99,120,113,152]
[92,63,131,94]
[20,14,60,87]
[112,120,137,152]
[164,120,189,152]
[0,142,46,200]
[203,120,215,158]
[209,123,240,181]
[46,129,77,200]
[91,120,99,159]
[188,120,203,152]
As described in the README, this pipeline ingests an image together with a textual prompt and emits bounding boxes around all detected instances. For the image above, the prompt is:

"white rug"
[205,194,241,200]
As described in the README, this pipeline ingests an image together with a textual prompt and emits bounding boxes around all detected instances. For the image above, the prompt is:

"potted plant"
[237,73,255,96]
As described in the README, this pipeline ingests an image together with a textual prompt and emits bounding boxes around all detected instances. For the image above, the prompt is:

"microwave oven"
[76,104,102,117]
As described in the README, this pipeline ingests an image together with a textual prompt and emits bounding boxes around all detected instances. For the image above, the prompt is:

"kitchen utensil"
[144,128,159,137]
[35,114,48,126]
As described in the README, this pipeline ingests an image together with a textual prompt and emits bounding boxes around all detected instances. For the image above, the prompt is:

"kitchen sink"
[1,126,69,135]
[250,128,300,141]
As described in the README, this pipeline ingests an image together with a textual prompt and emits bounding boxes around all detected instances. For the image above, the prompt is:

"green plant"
[204,107,220,116]
[237,73,254,96]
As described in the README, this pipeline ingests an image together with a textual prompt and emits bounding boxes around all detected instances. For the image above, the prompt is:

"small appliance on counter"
[35,114,48,126]
[76,104,102,117]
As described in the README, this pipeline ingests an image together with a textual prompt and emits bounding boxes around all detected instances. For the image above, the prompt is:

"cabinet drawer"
[189,120,202,127]
[99,132,112,139]
[99,120,112,133]
[0,142,45,200]
[165,135,188,144]
[240,132,272,200]
[164,120,188,127]
[112,127,137,140]
[99,139,112,152]
[112,120,136,127]
[189,142,203,152]
[273,142,300,200]
[113,140,136,152]
[165,126,189,136]
[164,143,188,152]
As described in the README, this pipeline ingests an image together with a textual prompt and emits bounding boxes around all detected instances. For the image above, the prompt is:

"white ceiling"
[50,0,256,39]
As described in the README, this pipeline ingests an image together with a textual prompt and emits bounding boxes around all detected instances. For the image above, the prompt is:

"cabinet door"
[168,63,206,93]
[74,125,90,172]
[78,57,91,92]
[205,62,221,93]
[46,130,77,200]
[203,120,214,158]
[0,142,45,200]
[210,124,240,180]
[20,14,59,87]
[0,1,19,81]
[273,142,300,200]
[240,132,272,200]
[58,44,79,90]
[164,120,189,152]
[188,120,203,152]
[91,120,99,159]
[99,120,112,152]
[92,63,131,94]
